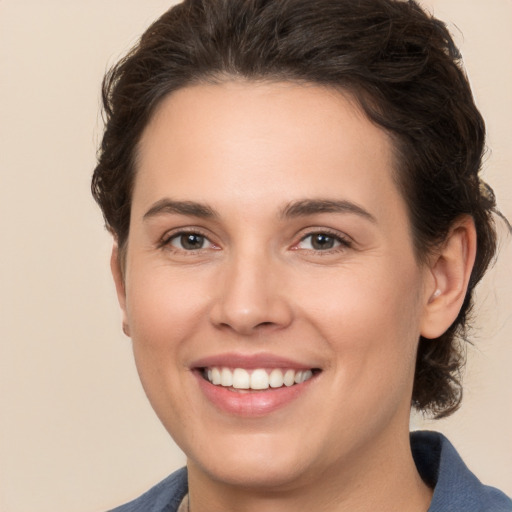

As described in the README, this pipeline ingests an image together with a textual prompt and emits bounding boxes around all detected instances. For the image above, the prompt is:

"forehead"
[134,80,404,222]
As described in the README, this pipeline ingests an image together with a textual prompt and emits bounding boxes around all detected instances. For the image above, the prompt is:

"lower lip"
[194,371,315,416]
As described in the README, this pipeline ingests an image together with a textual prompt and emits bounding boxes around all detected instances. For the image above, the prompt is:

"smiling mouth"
[201,367,320,391]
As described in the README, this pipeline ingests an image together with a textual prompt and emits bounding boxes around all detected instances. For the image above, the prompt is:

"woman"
[92,0,512,510]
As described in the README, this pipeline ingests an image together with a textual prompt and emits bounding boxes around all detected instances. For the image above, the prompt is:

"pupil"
[312,233,334,250]
[181,234,204,250]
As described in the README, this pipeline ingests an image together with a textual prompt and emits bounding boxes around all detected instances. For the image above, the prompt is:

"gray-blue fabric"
[108,431,512,512]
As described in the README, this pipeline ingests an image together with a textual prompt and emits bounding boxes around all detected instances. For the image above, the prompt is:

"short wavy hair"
[92,0,499,418]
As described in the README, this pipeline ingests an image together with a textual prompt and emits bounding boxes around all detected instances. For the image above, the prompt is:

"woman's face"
[115,81,434,490]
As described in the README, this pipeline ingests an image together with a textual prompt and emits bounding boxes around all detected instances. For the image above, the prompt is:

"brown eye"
[297,232,349,251]
[310,233,336,250]
[170,233,208,250]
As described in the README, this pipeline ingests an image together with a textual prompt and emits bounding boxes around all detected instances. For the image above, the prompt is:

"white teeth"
[221,367,233,386]
[269,368,284,388]
[302,369,313,382]
[250,369,269,390]
[294,369,313,384]
[232,368,250,389]
[211,367,221,385]
[284,369,295,387]
[205,367,315,390]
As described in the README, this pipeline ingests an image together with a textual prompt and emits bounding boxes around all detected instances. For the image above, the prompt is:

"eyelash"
[158,228,352,254]
[294,229,352,253]
[159,228,217,253]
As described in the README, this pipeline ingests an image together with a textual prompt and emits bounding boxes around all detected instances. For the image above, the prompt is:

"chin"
[180,423,332,492]
[192,450,313,490]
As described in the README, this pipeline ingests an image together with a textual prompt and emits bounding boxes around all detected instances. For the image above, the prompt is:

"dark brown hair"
[92,0,499,417]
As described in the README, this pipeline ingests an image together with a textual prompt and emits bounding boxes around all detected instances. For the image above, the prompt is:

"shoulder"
[411,431,512,512]
[107,467,188,512]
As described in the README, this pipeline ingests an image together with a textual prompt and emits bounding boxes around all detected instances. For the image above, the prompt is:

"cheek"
[301,256,422,331]
[299,260,424,386]
[123,266,209,427]
[125,264,211,348]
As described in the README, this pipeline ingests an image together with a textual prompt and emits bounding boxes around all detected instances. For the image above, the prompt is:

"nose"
[209,251,293,335]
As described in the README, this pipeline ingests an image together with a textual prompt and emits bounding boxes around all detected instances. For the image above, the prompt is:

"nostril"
[256,321,275,328]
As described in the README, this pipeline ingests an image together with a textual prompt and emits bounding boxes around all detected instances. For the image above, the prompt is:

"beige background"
[0,1,510,511]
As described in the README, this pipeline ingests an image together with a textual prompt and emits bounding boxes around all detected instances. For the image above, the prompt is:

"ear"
[420,216,477,339]
[110,241,131,337]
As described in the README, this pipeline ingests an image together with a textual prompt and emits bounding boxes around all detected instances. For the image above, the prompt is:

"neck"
[186,426,432,512]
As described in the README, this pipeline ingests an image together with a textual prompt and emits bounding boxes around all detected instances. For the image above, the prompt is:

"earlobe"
[110,241,131,337]
[420,216,477,339]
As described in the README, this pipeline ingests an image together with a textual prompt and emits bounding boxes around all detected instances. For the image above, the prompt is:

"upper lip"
[190,352,320,370]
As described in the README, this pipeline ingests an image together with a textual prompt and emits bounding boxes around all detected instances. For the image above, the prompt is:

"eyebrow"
[281,199,377,223]
[143,197,376,223]
[143,199,218,220]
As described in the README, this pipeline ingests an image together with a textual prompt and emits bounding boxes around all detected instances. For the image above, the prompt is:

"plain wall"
[0,1,510,511]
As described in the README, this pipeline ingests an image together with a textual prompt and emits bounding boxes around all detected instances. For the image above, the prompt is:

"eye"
[296,232,349,251]
[167,232,212,251]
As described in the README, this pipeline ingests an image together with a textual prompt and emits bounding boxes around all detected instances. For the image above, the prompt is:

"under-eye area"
[200,367,322,391]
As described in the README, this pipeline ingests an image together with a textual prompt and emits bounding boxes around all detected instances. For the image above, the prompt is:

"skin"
[112,81,476,512]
